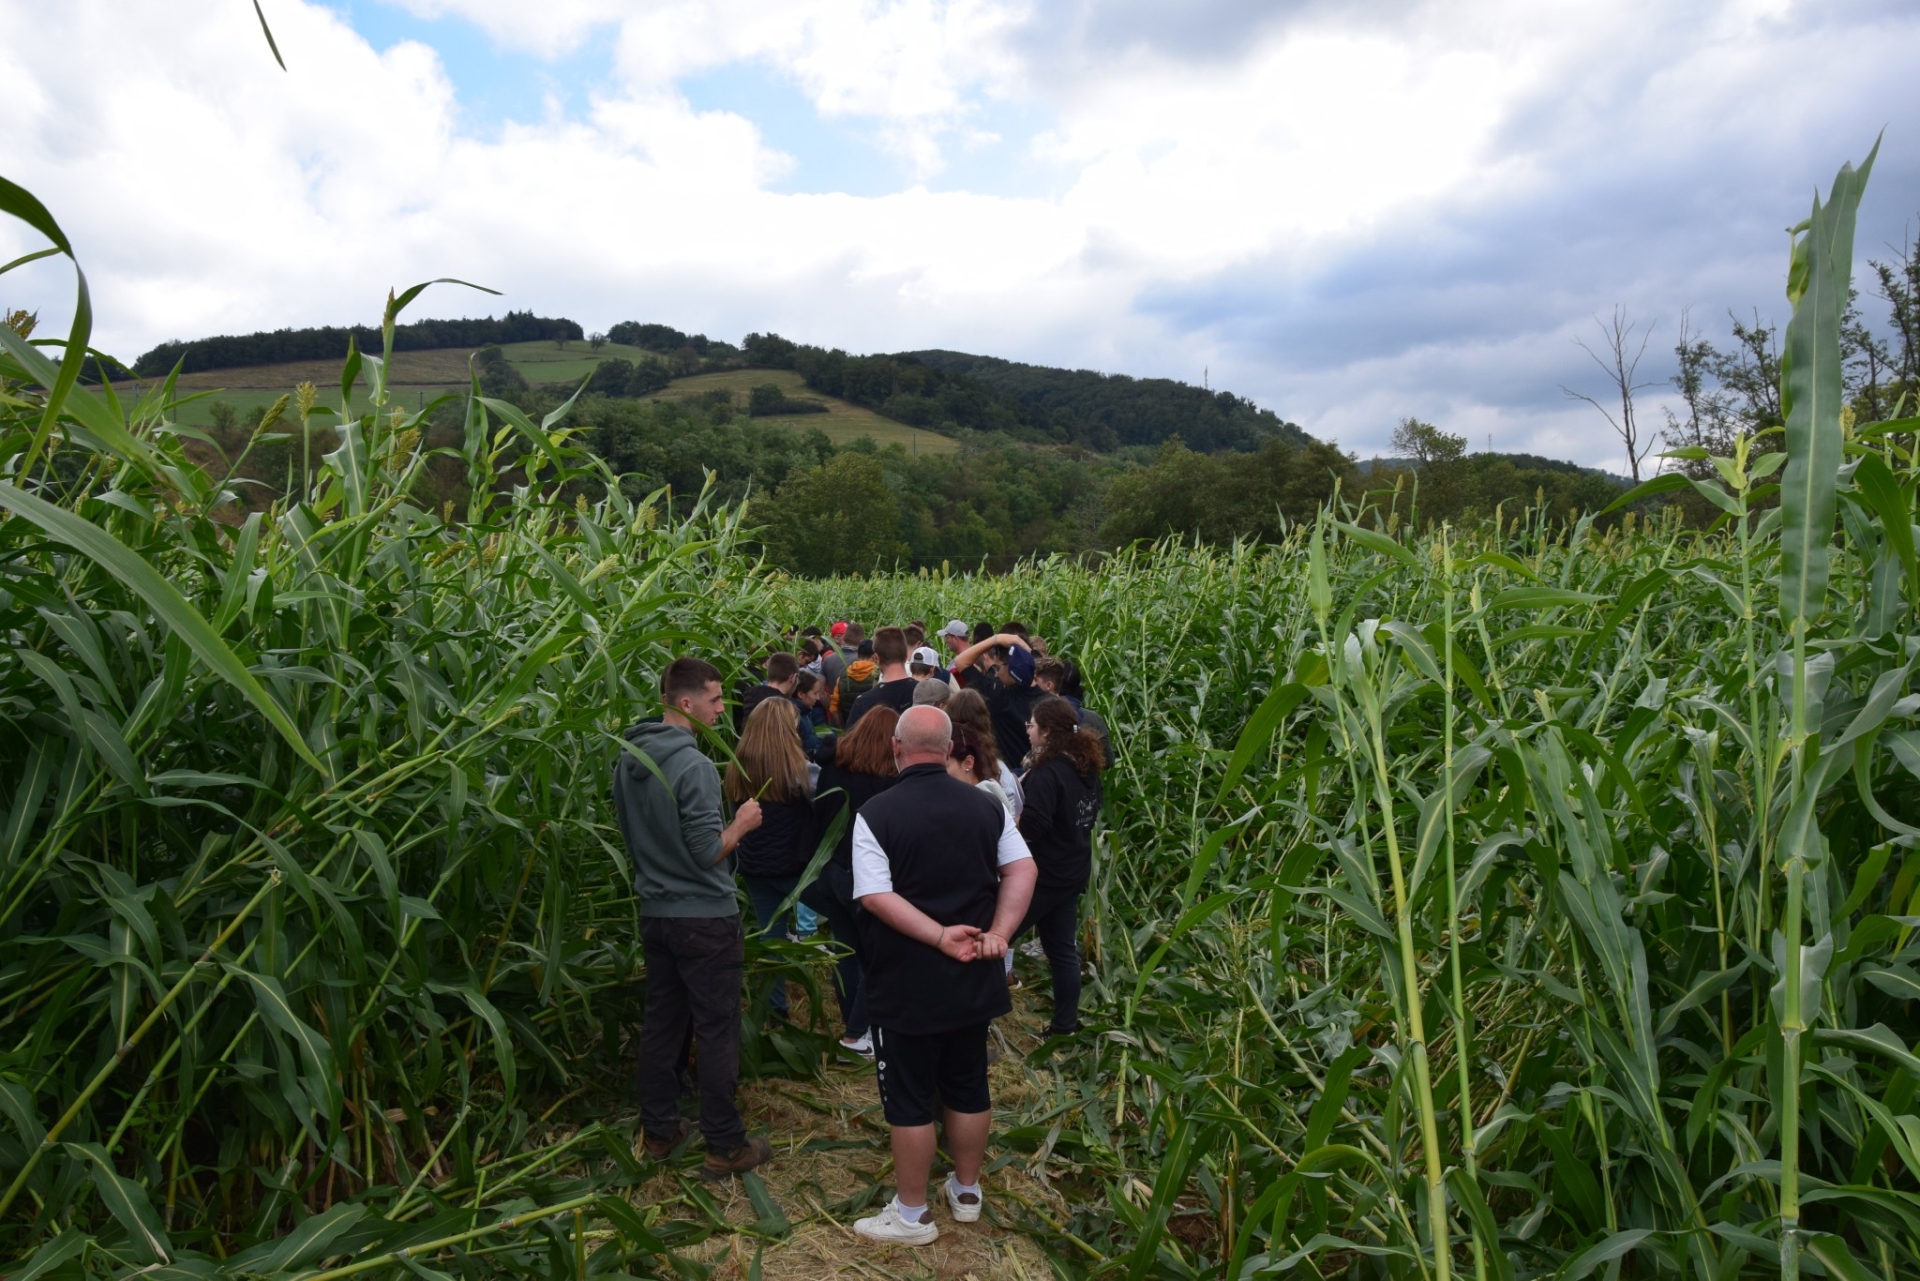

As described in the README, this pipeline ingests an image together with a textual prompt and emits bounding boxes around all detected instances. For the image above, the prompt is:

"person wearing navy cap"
[948,631,1038,769]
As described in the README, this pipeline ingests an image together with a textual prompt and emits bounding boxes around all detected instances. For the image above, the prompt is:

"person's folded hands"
[937,923,982,962]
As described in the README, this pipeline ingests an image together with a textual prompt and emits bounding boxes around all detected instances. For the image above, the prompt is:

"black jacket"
[734,795,814,879]
[854,763,1016,1034]
[734,682,784,735]
[810,761,896,871]
[982,678,1037,771]
[847,677,917,728]
[1018,756,1101,894]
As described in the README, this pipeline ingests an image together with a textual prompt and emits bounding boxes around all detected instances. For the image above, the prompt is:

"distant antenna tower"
[1204,365,1209,390]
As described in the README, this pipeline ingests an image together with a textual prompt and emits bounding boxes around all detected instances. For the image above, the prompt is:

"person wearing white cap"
[908,645,947,683]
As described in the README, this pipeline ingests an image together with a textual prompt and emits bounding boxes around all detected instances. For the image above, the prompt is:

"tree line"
[900,349,1311,453]
[508,384,1627,575]
[1571,218,1919,481]
[132,312,583,376]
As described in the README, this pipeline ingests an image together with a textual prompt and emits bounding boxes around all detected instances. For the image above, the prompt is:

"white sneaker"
[945,1177,982,1223]
[839,1031,874,1058]
[1019,937,1046,959]
[855,1199,939,1245]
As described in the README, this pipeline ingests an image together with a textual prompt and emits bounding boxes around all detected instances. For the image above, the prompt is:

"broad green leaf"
[1688,476,1745,517]
[1804,1232,1882,1281]
[0,175,92,475]
[1599,471,1689,514]
[1123,1115,1200,1281]
[1780,142,1877,624]
[1333,519,1421,569]
[1562,1228,1657,1280]
[7,1228,91,1281]
[741,1171,791,1236]
[1814,1022,1920,1077]
[1853,452,1920,606]
[1213,681,1309,805]
[0,1080,45,1148]
[1860,965,1920,1003]
[1446,1167,1515,1281]
[0,327,158,472]
[0,481,325,775]
[228,967,340,1117]
[1305,1046,1369,1152]
[258,1202,366,1273]
[66,1141,170,1264]
[433,982,518,1102]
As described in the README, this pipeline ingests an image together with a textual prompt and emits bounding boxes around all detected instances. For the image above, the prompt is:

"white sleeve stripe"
[851,813,893,898]
[996,809,1033,867]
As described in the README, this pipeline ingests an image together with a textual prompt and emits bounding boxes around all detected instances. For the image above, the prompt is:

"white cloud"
[2,0,1915,468]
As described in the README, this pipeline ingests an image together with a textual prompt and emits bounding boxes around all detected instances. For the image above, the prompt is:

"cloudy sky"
[4,0,1917,466]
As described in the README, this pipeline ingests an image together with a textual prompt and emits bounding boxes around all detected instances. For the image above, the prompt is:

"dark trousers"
[638,914,747,1151]
[1018,888,1083,1034]
[799,864,868,1039]
[742,874,798,1016]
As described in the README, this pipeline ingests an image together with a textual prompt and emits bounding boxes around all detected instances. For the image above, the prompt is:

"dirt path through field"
[618,984,1076,1279]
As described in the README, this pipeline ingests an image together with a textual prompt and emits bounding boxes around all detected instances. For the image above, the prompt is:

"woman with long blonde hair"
[724,697,814,1018]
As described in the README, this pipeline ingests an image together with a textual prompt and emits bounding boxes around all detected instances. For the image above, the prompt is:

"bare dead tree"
[1562,306,1660,483]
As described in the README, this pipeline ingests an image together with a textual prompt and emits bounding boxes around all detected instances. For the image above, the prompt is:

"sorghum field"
[6,149,1920,1280]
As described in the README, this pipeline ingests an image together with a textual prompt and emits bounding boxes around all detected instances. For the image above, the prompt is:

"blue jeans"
[743,874,799,1016]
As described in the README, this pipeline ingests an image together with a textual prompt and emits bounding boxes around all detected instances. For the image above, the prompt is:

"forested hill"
[134,314,1308,456]
[740,333,1305,453]
[132,313,582,377]
[899,349,1309,454]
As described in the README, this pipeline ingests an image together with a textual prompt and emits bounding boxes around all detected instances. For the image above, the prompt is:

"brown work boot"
[638,1120,690,1162]
[700,1135,773,1181]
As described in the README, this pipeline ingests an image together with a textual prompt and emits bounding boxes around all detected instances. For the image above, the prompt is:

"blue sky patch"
[319,1,615,137]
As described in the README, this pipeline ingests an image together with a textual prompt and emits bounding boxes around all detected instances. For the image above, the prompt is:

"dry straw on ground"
[616,981,1071,1279]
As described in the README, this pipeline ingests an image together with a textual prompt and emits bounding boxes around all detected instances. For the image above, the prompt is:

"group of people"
[609,619,1108,1246]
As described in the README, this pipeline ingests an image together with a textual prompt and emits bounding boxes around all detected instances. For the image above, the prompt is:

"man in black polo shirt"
[850,706,1036,1245]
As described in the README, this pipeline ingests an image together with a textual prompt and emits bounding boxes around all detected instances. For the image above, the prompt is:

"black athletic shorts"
[872,1023,992,1126]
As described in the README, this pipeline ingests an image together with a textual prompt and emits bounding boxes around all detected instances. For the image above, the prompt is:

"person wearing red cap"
[818,624,847,689]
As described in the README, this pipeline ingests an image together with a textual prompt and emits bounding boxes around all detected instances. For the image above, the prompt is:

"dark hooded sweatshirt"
[610,720,738,917]
[1017,756,1101,895]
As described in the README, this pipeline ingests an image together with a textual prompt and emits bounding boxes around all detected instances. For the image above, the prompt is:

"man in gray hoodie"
[612,656,772,1179]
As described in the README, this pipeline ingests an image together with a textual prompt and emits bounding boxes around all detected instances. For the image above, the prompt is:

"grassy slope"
[147,344,958,454]
[642,369,959,455]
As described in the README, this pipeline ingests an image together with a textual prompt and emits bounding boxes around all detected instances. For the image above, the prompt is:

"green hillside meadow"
[6,146,1920,1280]
[158,345,952,455]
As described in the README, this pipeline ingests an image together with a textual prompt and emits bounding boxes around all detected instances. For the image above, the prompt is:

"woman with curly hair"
[1015,695,1104,1036]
